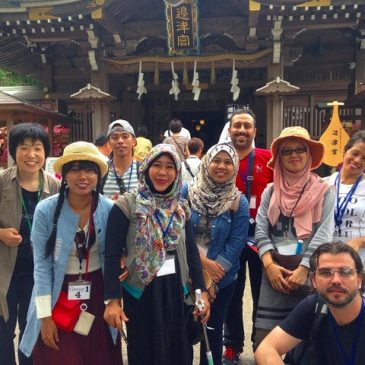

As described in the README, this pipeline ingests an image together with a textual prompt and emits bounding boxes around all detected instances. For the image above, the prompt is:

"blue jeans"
[0,268,33,365]
[200,280,237,365]
[224,246,262,351]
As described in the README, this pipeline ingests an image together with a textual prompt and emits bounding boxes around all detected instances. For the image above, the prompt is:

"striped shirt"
[102,160,139,199]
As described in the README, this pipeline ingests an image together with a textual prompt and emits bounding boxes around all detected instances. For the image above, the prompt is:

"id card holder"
[74,309,95,336]
[249,195,257,209]
[157,255,176,277]
[68,280,92,300]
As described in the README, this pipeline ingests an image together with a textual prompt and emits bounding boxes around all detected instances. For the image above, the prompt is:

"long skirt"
[32,269,122,365]
[123,255,192,365]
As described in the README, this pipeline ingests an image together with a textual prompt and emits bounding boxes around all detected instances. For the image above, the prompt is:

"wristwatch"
[104,299,112,305]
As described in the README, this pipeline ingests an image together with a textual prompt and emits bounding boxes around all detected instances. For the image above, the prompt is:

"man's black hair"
[309,240,364,274]
[188,138,204,155]
[229,108,256,127]
[169,119,183,133]
[94,133,108,147]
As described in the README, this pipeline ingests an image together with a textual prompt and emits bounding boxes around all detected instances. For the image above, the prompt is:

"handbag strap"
[245,150,255,204]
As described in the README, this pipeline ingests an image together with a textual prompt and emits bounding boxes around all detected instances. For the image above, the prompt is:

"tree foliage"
[0,68,41,86]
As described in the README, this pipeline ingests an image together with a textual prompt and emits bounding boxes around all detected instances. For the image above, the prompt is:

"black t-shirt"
[280,294,365,365]
[14,188,38,272]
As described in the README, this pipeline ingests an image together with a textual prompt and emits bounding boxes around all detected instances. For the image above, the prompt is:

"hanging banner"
[165,0,200,56]
[319,101,350,167]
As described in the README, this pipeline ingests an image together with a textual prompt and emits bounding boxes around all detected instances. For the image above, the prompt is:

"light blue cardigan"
[20,193,117,357]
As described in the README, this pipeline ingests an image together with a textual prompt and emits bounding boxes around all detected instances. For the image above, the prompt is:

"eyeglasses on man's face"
[315,267,358,278]
[280,147,307,156]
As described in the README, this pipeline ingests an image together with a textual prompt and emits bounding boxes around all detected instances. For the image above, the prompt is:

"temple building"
[0,0,363,152]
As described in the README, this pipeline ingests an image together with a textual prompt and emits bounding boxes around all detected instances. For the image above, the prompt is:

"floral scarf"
[189,142,241,217]
[134,144,186,285]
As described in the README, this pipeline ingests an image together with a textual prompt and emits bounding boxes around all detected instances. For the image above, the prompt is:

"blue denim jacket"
[20,193,117,357]
[181,184,249,289]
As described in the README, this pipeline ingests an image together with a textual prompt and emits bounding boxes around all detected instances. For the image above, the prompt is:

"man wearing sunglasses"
[255,241,365,365]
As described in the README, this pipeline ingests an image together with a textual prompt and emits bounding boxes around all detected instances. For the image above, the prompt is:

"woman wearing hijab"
[20,142,121,365]
[0,123,59,365]
[103,143,210,365]
[183,142,249,365]
[254,126,335,347]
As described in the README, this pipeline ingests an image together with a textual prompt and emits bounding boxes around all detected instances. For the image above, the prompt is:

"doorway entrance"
[173,110,226,151]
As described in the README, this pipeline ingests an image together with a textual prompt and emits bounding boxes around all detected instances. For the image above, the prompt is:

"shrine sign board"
[165,0,199,56]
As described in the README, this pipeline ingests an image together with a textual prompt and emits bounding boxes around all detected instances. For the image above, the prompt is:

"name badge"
[68,280,92,300]
[250,195,257,209]
[157,256,176,277]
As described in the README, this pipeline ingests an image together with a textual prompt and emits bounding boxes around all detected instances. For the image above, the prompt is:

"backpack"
[284,295,328,365]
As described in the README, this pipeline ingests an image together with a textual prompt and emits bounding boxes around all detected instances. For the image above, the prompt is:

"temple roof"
[0,0,363,79]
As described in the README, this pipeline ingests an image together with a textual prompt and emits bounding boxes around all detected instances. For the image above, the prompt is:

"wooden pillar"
[7,114,14,167]
[355,49,365,129]
[266,60,284,146]
[91,64,110,141]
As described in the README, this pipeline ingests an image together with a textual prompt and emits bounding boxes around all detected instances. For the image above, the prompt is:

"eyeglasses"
[75,230,87,259]
[281,147,307,156]
[316,267,358,278]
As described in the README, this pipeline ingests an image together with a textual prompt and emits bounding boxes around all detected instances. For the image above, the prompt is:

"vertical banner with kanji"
[319,101,350,167]
[165,0,200,56]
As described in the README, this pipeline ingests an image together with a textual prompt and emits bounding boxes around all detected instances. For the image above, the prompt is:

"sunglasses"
[281,147,307,156]
[316,267,358,278]
[75,230,87,259]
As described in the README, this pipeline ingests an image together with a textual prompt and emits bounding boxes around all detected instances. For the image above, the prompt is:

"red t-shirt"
[235,148,273,219]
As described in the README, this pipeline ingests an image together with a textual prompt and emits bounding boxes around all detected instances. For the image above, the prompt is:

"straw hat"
[268,126,324,170]
[53,141,108,177]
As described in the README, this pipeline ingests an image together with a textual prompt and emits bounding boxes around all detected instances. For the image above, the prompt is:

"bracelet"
[265,261,274,270]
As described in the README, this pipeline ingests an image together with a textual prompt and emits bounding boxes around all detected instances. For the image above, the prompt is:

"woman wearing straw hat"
[0,123,60,365]
[182,142,250,365]
[20,142,121,365]
[254,126,335,347]
[103,144,210,365]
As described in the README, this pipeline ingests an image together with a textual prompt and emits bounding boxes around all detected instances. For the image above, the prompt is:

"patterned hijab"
[189,143,241,217]
[134,144,186,285]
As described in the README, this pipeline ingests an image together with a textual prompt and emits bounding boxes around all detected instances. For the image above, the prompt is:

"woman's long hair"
[44,164,101,258]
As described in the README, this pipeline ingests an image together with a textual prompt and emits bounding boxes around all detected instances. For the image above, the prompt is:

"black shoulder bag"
[284,295,328,365]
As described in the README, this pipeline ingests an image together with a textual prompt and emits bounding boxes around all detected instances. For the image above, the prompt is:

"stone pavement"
[15,266,255,365]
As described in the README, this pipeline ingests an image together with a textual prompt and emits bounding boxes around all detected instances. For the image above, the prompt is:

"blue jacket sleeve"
[31,200,55,297]
[215,195,250,271]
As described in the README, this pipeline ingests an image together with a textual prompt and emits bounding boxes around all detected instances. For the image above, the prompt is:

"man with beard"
[223,109,273,364]
[255,241,365,365]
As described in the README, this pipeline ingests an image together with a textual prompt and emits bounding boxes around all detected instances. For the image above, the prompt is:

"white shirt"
[164,127,191,139]
[326,172,365,261]
[181,155,201,183]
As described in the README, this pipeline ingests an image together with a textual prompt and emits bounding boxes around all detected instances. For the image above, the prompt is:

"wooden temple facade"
[0,0,364,150]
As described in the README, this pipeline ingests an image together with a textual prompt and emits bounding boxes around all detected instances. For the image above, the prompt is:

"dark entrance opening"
[172,110,226,151]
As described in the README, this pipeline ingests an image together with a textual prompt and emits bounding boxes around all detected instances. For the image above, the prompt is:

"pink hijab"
[267,141,330,239]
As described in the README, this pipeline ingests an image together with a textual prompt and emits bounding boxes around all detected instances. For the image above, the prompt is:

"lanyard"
[111,160,133,193]
[20,172,42,234]
[334,172,363,229]
[154,210,175,240]
[75,232,90,280]
[238,150,254,190]
[329,298,365,365]
[289,181,308,218]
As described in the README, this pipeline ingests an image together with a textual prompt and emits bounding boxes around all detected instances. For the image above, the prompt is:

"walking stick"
[195,289,214,365]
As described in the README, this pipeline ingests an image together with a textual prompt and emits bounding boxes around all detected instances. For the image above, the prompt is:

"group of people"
[0,109,365,365]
